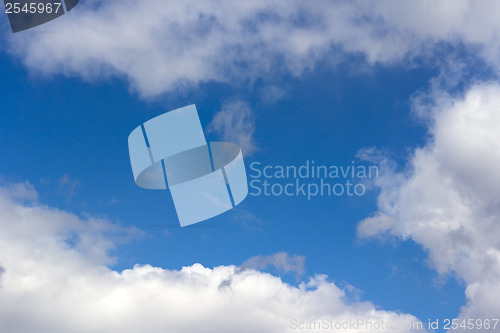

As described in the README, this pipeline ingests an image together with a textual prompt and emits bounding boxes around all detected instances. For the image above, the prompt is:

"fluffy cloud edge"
[356,82,500,330]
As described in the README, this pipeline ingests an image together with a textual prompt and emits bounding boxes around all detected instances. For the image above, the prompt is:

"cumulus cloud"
[357,83,500,330]
[208,100,257,155]
[0,182,419,332]
[7,0,500,97]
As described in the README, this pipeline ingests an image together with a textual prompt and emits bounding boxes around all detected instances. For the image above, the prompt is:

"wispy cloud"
[58,174,81,202]
[208,99,257,155]
[0,181,38,202]
[259,85,288,105]
[242,252,306,280]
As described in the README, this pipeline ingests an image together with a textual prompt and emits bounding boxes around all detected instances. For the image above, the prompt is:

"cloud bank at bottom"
[0,182,418,333]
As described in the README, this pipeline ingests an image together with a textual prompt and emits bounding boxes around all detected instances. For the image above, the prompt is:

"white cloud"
[0,182,419,332]
[357,83,500,330]
[208,99,257,155]
[7,0,500,97]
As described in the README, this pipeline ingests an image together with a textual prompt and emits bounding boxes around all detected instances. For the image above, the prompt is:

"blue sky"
[1,1,500,333]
